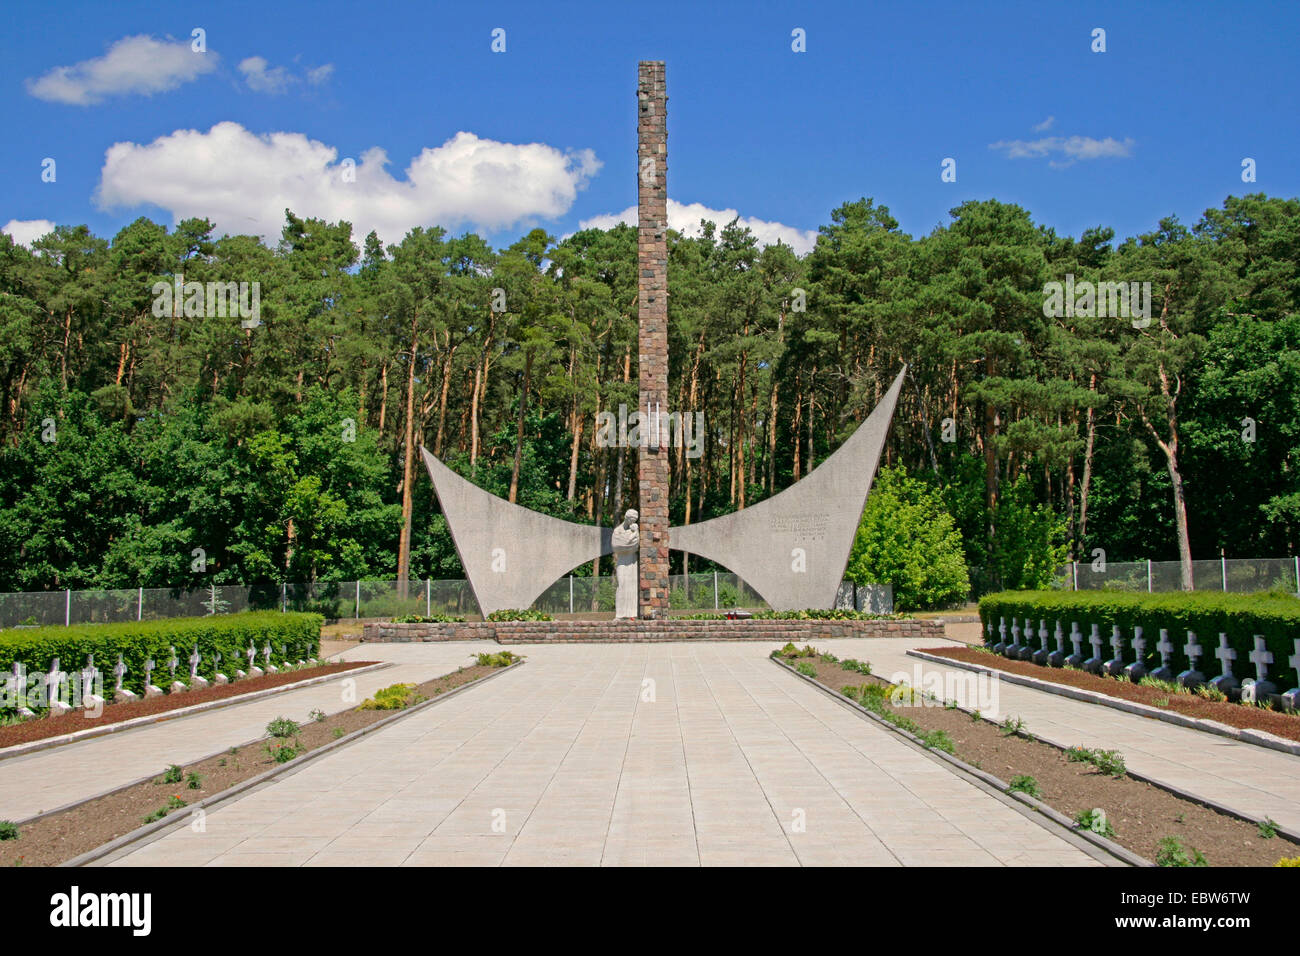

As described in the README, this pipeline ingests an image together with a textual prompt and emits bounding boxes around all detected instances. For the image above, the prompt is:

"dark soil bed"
[778,651,1300,867]
[0,663,504,867]
[0,661,377,750]
[920,645,1300,744]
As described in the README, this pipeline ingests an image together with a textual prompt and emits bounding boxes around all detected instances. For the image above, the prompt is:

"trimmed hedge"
[0,612,322,698]
[979,590,1300,679]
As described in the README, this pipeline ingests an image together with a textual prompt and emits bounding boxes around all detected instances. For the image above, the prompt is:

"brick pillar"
[636,60,670,620]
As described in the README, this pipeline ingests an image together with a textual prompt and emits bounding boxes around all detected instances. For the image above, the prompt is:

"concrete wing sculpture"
[420,446,612,617]
[670,366,906,611]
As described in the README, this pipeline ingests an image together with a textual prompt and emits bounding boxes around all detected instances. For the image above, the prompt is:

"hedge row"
[0,612,322,697]
[978,591,1300,680]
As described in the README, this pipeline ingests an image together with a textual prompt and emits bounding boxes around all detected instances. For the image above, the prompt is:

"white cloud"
[25,35,216,105]
[579,199,817,255]
[305,64,334,85]
[2,219,56,247]
[94,122,601,248]
[238,56,332,94]
[989,134,1135,168]
[1033,115,1055,132]
[238,56,293,94]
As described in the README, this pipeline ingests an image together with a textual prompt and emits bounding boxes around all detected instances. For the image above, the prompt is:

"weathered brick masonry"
[637,59,670,620]
[362,618,944,644]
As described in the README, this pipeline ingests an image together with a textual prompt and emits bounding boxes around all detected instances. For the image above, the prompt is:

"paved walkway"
[102,642,1096,867]
[854,638,1300,833]
[0,643,492,821]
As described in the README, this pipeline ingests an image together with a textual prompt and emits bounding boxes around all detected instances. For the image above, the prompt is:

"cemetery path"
[857,639,1300,834]
[99,642,1099,866]
[0,643,493,823]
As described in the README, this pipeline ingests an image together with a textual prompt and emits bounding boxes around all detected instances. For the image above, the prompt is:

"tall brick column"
[636,60,670,619]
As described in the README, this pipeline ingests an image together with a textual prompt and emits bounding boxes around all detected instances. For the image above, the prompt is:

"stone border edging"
[771,657,1148,867]
[905,649,1300,757]
[0,662,393,763]
[63,660,525,867]
[905,649,1300,844]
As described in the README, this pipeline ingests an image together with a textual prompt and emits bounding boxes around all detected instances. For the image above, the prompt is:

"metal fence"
[0,572,898,629]
[1055,556,1300,595]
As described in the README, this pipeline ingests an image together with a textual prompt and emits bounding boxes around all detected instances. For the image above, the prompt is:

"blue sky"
[3,0,1297,254]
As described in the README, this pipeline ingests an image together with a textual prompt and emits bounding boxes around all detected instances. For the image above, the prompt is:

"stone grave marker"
[1178,631,1206,688]
[1065,622,1085,668]
[113,654,138,702]
[167,646,186,693]
[1123,627,1148,682]
[1281,640,1300,711]
[188,645,209,689]
[1209,633,1239,696]
[1239,635,1276,704]
[143,658,163,697]
[1101,626,1127,677]
[1032,619,1051,666]
[1150,629,1176,681]
[46,658,71,716]
[1047,621,1066,668]
[213,650,228,685]
[8,663,35,718]
[1083,624,1105,674]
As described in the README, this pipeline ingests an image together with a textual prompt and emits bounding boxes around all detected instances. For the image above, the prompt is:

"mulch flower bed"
[919,645,1300,744]
[0,663,503,867]
[776,648,1300,867]
[0,661,377,750]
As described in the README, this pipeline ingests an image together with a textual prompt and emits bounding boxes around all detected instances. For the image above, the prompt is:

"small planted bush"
[1066,746,1126,777]
[185,772,202,790]
[840,658,872,675]
[1155,836,1207,867]
[1075,808,1115,838]
[795,660,817,678]
[266,717,300,739]
[358,683,422,711]
[159,764,183,785]
[0,821,19,841]
[1009,775,1042,798]
[486,609,552,622]
[475,651,521,668]
[392,614,464,623]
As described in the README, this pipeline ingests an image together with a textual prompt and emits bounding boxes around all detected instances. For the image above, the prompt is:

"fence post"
[281,582,286,613]
[569,575,574,614]
[714,571,719,610]
[355,581,360,619]
[137,586,143,621]
[1147,559,1152,593]
[1072,562,1078,591]
[65,588,70,626]
[1295,556,1299,598]
[1221,555,1228,592]
[426,578,431,617]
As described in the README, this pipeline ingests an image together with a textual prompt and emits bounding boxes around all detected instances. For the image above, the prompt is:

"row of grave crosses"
[4,642,315,717]
[986,617,1300,709]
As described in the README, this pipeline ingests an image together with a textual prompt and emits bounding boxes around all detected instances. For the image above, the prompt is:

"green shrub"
[979,590,1300,681]
[844,465,972,610]
[920,729,955,753]
[1155,836,1207,867]
[795,660,817,678]
[159,764,183,785]
[358,683,422,711]
[391,614,464,623]
[752,609,908,621]
[0,611,321,697]
[265,716,300,738]
[840,658,872,675]
[474,651,521,668]
[186,772,202,790]
[1066,746,1127,777]
[1275,856,1300,866]
[1258,818,1279,840]
[485,609,552,622]
[1075,808,1115,838]
[0,821,18,841]
[1009,775,1042,798]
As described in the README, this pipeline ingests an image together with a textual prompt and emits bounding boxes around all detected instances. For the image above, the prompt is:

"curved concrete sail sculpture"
[421,365,904,616]
[670,366,906,611]
[419,447,612,617]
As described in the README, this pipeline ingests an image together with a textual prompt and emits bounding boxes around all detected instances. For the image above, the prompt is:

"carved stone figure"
[612,509,640,619]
